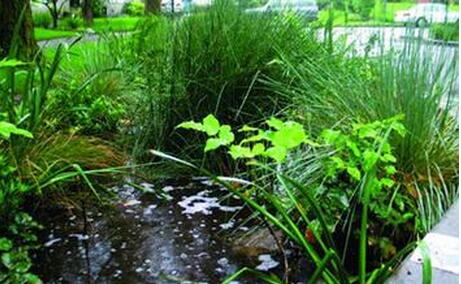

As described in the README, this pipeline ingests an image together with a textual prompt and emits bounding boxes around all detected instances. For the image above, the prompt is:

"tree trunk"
[51,1,59,28]
[0,0,38,60]
[145,0,161,15]
[82,0,93,26]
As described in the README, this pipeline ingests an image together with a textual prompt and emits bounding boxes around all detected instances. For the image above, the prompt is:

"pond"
[31,178,286,283]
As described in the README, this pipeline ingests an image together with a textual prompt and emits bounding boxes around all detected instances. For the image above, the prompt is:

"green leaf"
[176,121,204,132]
[229,145,253,159]
[385,165,397,175]
[202,114,220,136]
[380,177,395,188]
[204,138,224,152]
[363,150,379,171]
[0,121,33,139]
[320,129,341,144]
[266,117,285,130]
[24,273,41,284]
[346,140,361,157]
[271,122,306,149]
[264,146,287,163]
[381,153,397,163]
[358,125,378,139]
[239,125,258,132]
[347,166,361,181]
[1,252,12,268]
[252,143,265,156]
[0,58,30,69]
[0,238,12,251]
[218,125,235,144]
[331,156,346,170]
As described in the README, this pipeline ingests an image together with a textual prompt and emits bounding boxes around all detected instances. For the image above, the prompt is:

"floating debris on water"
[256,254,279,271]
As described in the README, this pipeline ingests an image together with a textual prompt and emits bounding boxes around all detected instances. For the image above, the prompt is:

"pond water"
[32,179,283,283]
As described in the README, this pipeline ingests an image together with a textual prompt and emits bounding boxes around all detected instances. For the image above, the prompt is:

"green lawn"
[35,17,141,41]
[35,28,77,41]
[91,16,142,33]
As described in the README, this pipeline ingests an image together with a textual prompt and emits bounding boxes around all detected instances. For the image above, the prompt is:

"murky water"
[32,179,280,283]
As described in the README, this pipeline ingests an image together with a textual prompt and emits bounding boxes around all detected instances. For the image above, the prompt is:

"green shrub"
[60,15,83,30]
[0,123,40,284]
[92,0,107,17]
[124,0,145,16]
[431,22,459,42]
[158,114,420,283]
[33,12,52,28]
[51,43,128,136]
[122,0,327,170]
[351,0,374,20]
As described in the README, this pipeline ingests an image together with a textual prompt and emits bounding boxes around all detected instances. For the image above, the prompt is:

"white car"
[395,3,459,26]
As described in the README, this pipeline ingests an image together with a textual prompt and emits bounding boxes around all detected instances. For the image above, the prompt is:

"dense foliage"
[0,0,458,282]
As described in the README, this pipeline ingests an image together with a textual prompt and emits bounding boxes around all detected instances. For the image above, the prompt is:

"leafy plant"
[175,114,421,283]
[32,12,52,28]
[124,0,145,16]
[0,122,40,284]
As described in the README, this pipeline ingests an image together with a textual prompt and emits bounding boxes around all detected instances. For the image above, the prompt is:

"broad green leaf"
[218,125,235,144]
[204,138,224,152]
[347,166,361,181]
[0,121,33,139]
[203,114,220,136]
[331,156,346,170]
[320,129,341,144]
[1,252,12,268]
[229,145,253,159]
[252,143,265,156]
[346,140,361,157]
[385,165,397,175]
[363,150,379,171]
[0,238,12,251]
[24,273,41,284]
[358,125,378,139]
[264,146,287,163]
[271,122,306,149]
[381,153,397,163]
[266,117,285,130]
[380,177,395,188]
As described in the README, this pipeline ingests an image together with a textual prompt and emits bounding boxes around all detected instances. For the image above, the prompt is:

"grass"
[119,3,327,170]
[91,16,142,33]
[34,27,77,41]
[35,17,141,41]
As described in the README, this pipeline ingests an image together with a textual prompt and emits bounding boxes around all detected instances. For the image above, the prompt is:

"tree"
[82,0,93,26]
[145,0,161,15]
[37,0,68,29]
[0,0,38,60]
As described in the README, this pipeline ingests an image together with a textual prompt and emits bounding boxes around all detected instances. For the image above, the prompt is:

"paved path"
[38,31,131,48]
[388,200,459,283]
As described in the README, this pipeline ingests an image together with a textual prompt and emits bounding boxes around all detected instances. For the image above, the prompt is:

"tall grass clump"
[49,41,129,137]
[0,43,125,204]
[266,38,458,232]
[121,0,328,172]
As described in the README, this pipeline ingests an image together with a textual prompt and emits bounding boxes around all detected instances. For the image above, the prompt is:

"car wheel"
[416,17,428,27]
